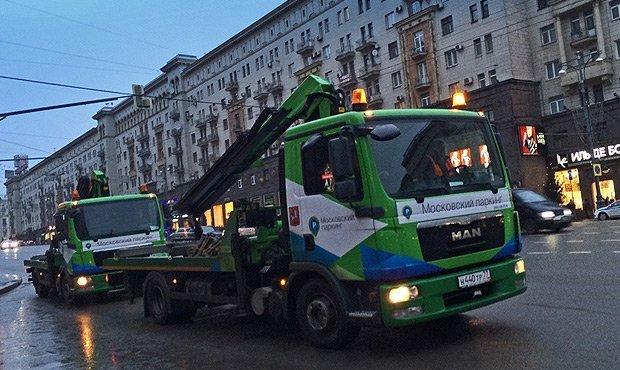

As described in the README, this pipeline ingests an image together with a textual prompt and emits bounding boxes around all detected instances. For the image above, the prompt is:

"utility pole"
[576,50,604,209]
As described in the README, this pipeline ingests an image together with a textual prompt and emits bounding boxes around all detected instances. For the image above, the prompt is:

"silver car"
[594,201,620,220]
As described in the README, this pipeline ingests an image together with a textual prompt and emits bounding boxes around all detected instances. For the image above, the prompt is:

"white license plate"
[458,270,491,289]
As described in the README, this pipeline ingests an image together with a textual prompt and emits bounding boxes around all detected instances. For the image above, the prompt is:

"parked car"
[512,188,574,233]
[169,227,195,241]
[594,200,620,220]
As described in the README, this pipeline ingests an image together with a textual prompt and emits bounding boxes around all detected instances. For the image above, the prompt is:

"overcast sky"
[0,0,284,197]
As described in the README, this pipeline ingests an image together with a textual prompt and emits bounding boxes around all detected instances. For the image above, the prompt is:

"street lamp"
[558,50,605,209]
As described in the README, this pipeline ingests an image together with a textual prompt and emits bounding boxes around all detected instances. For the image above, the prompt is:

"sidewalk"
[0,274,22,295]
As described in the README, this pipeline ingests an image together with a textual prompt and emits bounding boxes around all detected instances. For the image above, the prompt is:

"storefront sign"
[555,143,620,168]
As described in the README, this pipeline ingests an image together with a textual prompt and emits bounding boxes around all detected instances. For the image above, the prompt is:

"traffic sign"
[593,163,602,177]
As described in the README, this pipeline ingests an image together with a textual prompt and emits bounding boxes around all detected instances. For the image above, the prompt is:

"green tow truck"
[104,76,527,348]
[24,171,166,303]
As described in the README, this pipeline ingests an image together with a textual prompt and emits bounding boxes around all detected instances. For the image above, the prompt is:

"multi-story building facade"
[4,129,101,241]
[5,0,620,236]
[0,198,11,241]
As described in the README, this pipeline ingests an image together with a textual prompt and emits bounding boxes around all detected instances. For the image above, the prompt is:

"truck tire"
[145,274,173,324]
[32,270,49,298]
[295,279,360,349]
[61,273,82,305]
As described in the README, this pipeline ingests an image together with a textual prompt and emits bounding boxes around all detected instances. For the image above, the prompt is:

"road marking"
[601,239,620,242]
[567,240,584,243]
[532,241,550,244]
[568,251,592,254]
[613,251,620,254]
[527,251,552,255]
[584,232,600,234]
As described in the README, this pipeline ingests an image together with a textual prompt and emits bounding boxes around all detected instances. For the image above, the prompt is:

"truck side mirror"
[54,213,67,241]
[328,136,361,202]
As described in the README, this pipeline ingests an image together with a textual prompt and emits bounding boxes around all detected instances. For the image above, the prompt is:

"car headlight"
[563,209,572,216]
[540,211,555,219]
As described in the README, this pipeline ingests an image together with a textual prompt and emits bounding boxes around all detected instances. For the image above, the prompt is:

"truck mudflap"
[377,256,527,327]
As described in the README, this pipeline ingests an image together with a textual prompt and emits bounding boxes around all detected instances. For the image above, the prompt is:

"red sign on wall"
[519,125,539,155]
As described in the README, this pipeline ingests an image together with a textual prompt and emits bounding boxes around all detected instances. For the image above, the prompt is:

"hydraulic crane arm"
[175,75,343,215]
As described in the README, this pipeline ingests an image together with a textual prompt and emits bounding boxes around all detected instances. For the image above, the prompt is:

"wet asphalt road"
[1,220,619,369]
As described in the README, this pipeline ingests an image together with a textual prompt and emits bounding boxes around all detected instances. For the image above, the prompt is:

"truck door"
[286,132,382,279]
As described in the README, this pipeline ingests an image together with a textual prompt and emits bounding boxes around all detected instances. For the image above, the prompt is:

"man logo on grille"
[451,227,482,241]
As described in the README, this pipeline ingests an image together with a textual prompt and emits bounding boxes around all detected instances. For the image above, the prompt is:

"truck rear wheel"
[32,270,49,298]
[296,279,360,349]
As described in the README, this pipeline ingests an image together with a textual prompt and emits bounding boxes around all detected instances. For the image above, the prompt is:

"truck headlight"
[540,211,555,219]
[514,260,526,274]
[388,285,419,304]
[76,276,91,287]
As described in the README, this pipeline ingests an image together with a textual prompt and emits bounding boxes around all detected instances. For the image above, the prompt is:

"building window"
[612,0,620,20]
[445,49,458,68]
[193,152,198,163]
[416,62,428,83]
[337,10,343,25]
[449,82,462,95]
[616,39,620,58]
[478,73,486,87]
[592,84,604,102]
[545,60,561,79]
[391,71,402,88]
[413,31,425,53]
[480,0,489,18]
[385,12,396,29]
[251,175,256,185]
[388,41,399,59]
[473,38,482,57]
[470,4,479,23]
[571,15,581,35]
[420,93,431,107]
[248,107,254,120]
[322,45,331,59]
[537,0,548,10]
[540,24,556,45]
[441,16,454,35]
[238,179,243,188]
[488,69,497,84]
[223,118,228,130]
[288,63,295,77]
[549,95,566,114]
[484,34,493,53]
[344,7,350,22]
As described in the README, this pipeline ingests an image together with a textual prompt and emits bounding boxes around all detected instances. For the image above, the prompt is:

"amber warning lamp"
[351,88,368,111]
[140,184,149,194]
[452,92,467,108]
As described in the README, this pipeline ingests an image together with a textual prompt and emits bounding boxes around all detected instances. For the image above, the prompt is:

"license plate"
[458,270,491,289]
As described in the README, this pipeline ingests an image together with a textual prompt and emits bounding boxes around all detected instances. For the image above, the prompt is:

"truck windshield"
[73,198,161,241]
[369,118,505,199]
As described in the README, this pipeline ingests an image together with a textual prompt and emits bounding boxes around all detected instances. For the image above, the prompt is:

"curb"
[0,277,23,295]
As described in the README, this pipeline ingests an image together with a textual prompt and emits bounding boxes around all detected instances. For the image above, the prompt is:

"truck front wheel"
[61,274,81,305]
[146,276,172,324]
[296,279,360,349]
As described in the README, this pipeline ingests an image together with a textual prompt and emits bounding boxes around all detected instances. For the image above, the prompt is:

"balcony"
[138,164,152,173]
[355,37,377,52]
[171,128,182,137]
[196,137,209,147]
[125,136,135,145]
[96,149,105,159]
[136,132,149,142]
[137,148,151,158]
[415,77,431,90]
[225,80,239,93]
[560,59,613,87]
[170,108,181,121]
[268,79,283,94]
[208,132,219,142]
[335,45,355,62]
[338,73,358,89]
[368,93,383,109]
[194,117,207,128]
[198,158,209,167]
[153,122,164,132]
[209,153,220,162]
[296,39,314,55]
[206,112,218,123]
[411,48,427,60]
[253,88,269,101]
[171,146,183,156]
[174,166,184,175]
[570,29,597,48]
[358,63,381,81]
